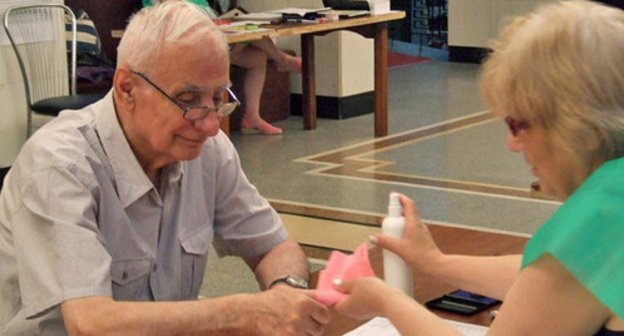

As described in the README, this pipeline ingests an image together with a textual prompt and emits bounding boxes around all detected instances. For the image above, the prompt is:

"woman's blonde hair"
[117,0,226,74]
[481,1,624,176]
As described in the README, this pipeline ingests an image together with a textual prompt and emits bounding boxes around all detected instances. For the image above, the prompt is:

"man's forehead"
[172,83,229,95]
[152,51,229,91]
[156,36,227,70]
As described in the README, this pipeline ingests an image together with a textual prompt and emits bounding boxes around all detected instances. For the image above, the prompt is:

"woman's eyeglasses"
[504,116,530,136]
[131,71,241,121]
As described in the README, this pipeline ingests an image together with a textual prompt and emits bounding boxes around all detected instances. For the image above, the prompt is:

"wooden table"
[311,224,529,335]
[112,11,405,137]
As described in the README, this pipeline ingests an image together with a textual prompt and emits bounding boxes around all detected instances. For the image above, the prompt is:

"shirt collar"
[95,90,154,207]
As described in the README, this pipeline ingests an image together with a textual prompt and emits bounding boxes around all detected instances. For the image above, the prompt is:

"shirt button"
[121,271,128,280]
[152,264,158,272]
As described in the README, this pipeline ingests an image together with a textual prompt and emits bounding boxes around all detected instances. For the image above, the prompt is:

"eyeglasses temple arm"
[226,87,241,105]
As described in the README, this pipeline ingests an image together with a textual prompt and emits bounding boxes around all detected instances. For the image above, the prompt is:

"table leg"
[219,115,230,136]
[301,34,316,130]
[374,24,389,137]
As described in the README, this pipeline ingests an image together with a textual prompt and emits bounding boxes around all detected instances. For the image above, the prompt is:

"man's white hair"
[117,0,226,74]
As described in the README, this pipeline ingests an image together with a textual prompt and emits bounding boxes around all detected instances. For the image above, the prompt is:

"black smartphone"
[425,289,501,315]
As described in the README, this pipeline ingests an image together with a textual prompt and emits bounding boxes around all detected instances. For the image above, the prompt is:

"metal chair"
[3,4,104,137]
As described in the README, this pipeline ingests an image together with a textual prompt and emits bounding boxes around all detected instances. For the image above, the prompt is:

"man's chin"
[174,146,203,162]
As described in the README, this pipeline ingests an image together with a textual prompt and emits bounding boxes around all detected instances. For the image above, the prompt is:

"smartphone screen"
[425,289,501,316]
[446,290,500,305]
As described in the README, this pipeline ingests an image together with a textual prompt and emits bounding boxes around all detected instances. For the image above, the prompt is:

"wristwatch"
[269,275,309,289]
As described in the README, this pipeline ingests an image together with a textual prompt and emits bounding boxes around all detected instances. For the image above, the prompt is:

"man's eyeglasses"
[504,116,530,136]
[131,71,241,121]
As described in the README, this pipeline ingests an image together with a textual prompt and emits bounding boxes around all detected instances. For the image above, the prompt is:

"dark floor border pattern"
[301,112,543,200]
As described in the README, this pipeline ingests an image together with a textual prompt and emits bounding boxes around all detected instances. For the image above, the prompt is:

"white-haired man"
[0,1,329,335]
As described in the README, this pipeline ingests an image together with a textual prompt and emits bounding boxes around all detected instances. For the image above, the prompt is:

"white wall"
[0,46,28,167]
[1,0,62,167]
[237,0,374,97]
[448,0,557,48]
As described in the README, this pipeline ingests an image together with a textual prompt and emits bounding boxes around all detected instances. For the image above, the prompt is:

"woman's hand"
[332,277,405,320]
[372,193,444,274]
[333,276,461,336]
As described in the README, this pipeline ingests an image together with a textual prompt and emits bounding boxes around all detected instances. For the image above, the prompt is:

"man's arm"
[244,236,332,333]
[61,237,330,336]
[61,295,256,335]
[62,286,330,336]
[245,237,309,289]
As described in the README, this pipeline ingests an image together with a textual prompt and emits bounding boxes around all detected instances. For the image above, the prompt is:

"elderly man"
[0,1,329,335]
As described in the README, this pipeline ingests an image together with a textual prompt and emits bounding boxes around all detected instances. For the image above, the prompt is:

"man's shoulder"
[17,109,103,177]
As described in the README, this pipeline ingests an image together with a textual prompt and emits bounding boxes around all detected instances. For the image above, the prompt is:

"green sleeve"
[522,157,624,319]
[143,0,211,8]
[142,0,216,18]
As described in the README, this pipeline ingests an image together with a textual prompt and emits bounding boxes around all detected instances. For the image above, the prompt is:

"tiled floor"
[200,60,560,297]
[231,60,559,239]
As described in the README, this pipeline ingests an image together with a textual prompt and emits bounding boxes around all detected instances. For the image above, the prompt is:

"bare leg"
[230,44,282,135]
[250,37,302,73]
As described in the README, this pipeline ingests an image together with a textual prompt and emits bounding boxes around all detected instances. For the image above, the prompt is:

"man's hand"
[248,286,331,336]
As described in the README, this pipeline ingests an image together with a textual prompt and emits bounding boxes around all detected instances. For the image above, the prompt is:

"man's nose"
[193,111,221,136]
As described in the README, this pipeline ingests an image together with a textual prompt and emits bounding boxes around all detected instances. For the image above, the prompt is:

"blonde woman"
[332,1,624,335]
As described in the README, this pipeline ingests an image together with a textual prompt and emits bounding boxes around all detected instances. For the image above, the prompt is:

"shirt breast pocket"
[180,225,213,299]
[110,258,151,300]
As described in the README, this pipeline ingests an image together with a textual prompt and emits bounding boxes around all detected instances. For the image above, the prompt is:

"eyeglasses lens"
[183,102,238,121]
[504,116,529,136]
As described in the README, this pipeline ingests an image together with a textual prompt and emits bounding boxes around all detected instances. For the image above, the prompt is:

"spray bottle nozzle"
[388,192,402,217]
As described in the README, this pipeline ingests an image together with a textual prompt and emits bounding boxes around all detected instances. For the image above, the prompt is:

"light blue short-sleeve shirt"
[0,91,287,335]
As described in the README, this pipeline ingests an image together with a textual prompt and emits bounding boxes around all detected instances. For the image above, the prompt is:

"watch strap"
[269,275,309,289]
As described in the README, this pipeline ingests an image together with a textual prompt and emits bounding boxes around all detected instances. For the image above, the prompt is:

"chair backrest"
[3,4,77,111]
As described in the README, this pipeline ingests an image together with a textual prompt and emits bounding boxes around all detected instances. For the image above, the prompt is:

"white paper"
[235,12,282,21]
[342,317,489,336]
[367,0,390,15]
[217,20,271,28]
[445,319,490,336]
[270,7,331,17]
[342,317,400,336]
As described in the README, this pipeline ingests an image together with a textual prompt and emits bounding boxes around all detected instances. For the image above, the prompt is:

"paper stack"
[367,0,390,15]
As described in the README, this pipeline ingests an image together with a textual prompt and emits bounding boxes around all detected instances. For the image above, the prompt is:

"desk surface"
[225,11,405,43]
[313,224,529,335]
[111,12,405,43]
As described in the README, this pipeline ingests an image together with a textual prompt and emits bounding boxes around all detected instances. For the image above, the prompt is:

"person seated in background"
[144,0,302,135]
[0,2,329,335]
[330,1,624,335]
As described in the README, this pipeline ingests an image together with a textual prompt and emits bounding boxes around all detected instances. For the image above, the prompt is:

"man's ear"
[113,67,136,111]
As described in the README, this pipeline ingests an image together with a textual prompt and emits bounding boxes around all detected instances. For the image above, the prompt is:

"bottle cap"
[388,192,402,217]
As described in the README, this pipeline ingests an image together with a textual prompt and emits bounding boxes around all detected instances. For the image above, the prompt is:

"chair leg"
[27,110,33,138]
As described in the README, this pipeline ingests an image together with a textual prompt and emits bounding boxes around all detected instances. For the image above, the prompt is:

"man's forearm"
[62,294,264,335]
[250,237,309,289]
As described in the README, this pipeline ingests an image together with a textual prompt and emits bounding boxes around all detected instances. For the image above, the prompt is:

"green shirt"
[143,0,207,8]
[142,0,217,18]
[522,157,624,319]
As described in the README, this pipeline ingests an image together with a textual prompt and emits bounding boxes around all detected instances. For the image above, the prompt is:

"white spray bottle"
[382,192,414,297]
